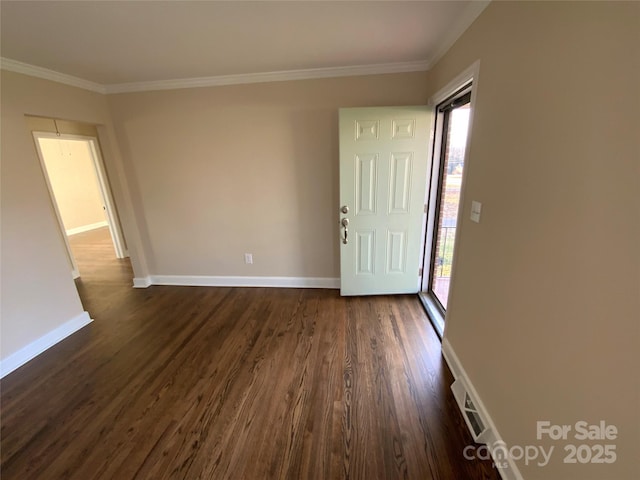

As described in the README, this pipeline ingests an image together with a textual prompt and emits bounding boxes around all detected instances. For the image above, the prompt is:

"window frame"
[427,88,472,312]
[420,64,478,338]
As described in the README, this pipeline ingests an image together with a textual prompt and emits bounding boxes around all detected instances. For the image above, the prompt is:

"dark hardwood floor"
[1,227,498,479]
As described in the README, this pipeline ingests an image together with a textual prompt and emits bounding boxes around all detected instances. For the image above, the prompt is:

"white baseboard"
[66,220,108,236]
[135,275,340,289]
[133,276,152,288]
[441,338,524,480]
[0,311,93,378]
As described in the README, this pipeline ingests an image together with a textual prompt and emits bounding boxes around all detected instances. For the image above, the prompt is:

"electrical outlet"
[244,253,253,264]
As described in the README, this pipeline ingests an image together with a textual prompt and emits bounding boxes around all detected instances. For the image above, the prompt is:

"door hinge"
[424,204,428,214]
[419,267,423,276]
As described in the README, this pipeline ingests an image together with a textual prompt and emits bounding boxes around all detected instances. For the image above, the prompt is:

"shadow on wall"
[104,120,158,274]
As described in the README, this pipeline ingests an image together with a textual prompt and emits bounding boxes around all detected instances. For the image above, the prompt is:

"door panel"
[356,230,375,275]
[339,106,432,296]
[389,152,412,214]
[355,154,378,215]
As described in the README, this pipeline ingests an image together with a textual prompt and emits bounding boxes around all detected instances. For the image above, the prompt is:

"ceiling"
[0,1,488,92]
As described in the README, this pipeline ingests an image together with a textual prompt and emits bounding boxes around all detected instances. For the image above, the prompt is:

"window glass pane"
[431,103,470,308]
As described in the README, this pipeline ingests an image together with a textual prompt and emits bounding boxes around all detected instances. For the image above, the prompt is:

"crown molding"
[0,56,430,95]
[103,60,432,94]
[0,0,487,98]
[0,3,488,95]
[0,57,106,94]
[426,0,491,68]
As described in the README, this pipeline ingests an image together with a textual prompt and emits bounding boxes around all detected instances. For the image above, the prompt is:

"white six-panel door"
[339,107,432,296]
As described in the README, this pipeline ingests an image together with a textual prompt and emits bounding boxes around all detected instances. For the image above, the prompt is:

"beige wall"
[0,70,146,361]
[429,2,639,478]
[2,4,637,477]
[107,72,429,278]
[39,138,107,232]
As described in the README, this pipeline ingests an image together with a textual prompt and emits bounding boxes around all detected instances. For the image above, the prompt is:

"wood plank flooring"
[1,227,498,479]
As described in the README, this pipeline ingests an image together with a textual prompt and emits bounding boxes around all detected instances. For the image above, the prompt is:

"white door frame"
[420,61,480,294]
[32,132,127,278]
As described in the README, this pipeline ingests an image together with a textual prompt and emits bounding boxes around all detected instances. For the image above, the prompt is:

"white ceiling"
[0,1,488,91]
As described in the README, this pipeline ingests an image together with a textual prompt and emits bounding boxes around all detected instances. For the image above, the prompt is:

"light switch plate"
[471,201,482,223]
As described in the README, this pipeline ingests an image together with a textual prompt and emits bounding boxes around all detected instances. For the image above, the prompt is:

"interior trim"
[0,1,490,95]
[418,292,445,339]
[1,55,429,94]
[0,57,106,93]
[442,338,523,480]
[0,311,93,378]
[104,61,432,94]
[427,0,491,68]
[66,221,109,237]
[133,277,152,288]
[135,275,340,289]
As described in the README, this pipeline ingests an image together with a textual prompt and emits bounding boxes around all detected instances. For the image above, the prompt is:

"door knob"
[341,205,349,214]
[341,218,349,244]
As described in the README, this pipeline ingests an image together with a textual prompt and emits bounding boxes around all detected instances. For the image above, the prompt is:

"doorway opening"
[420,82,473,337]
[33,132,127,279]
